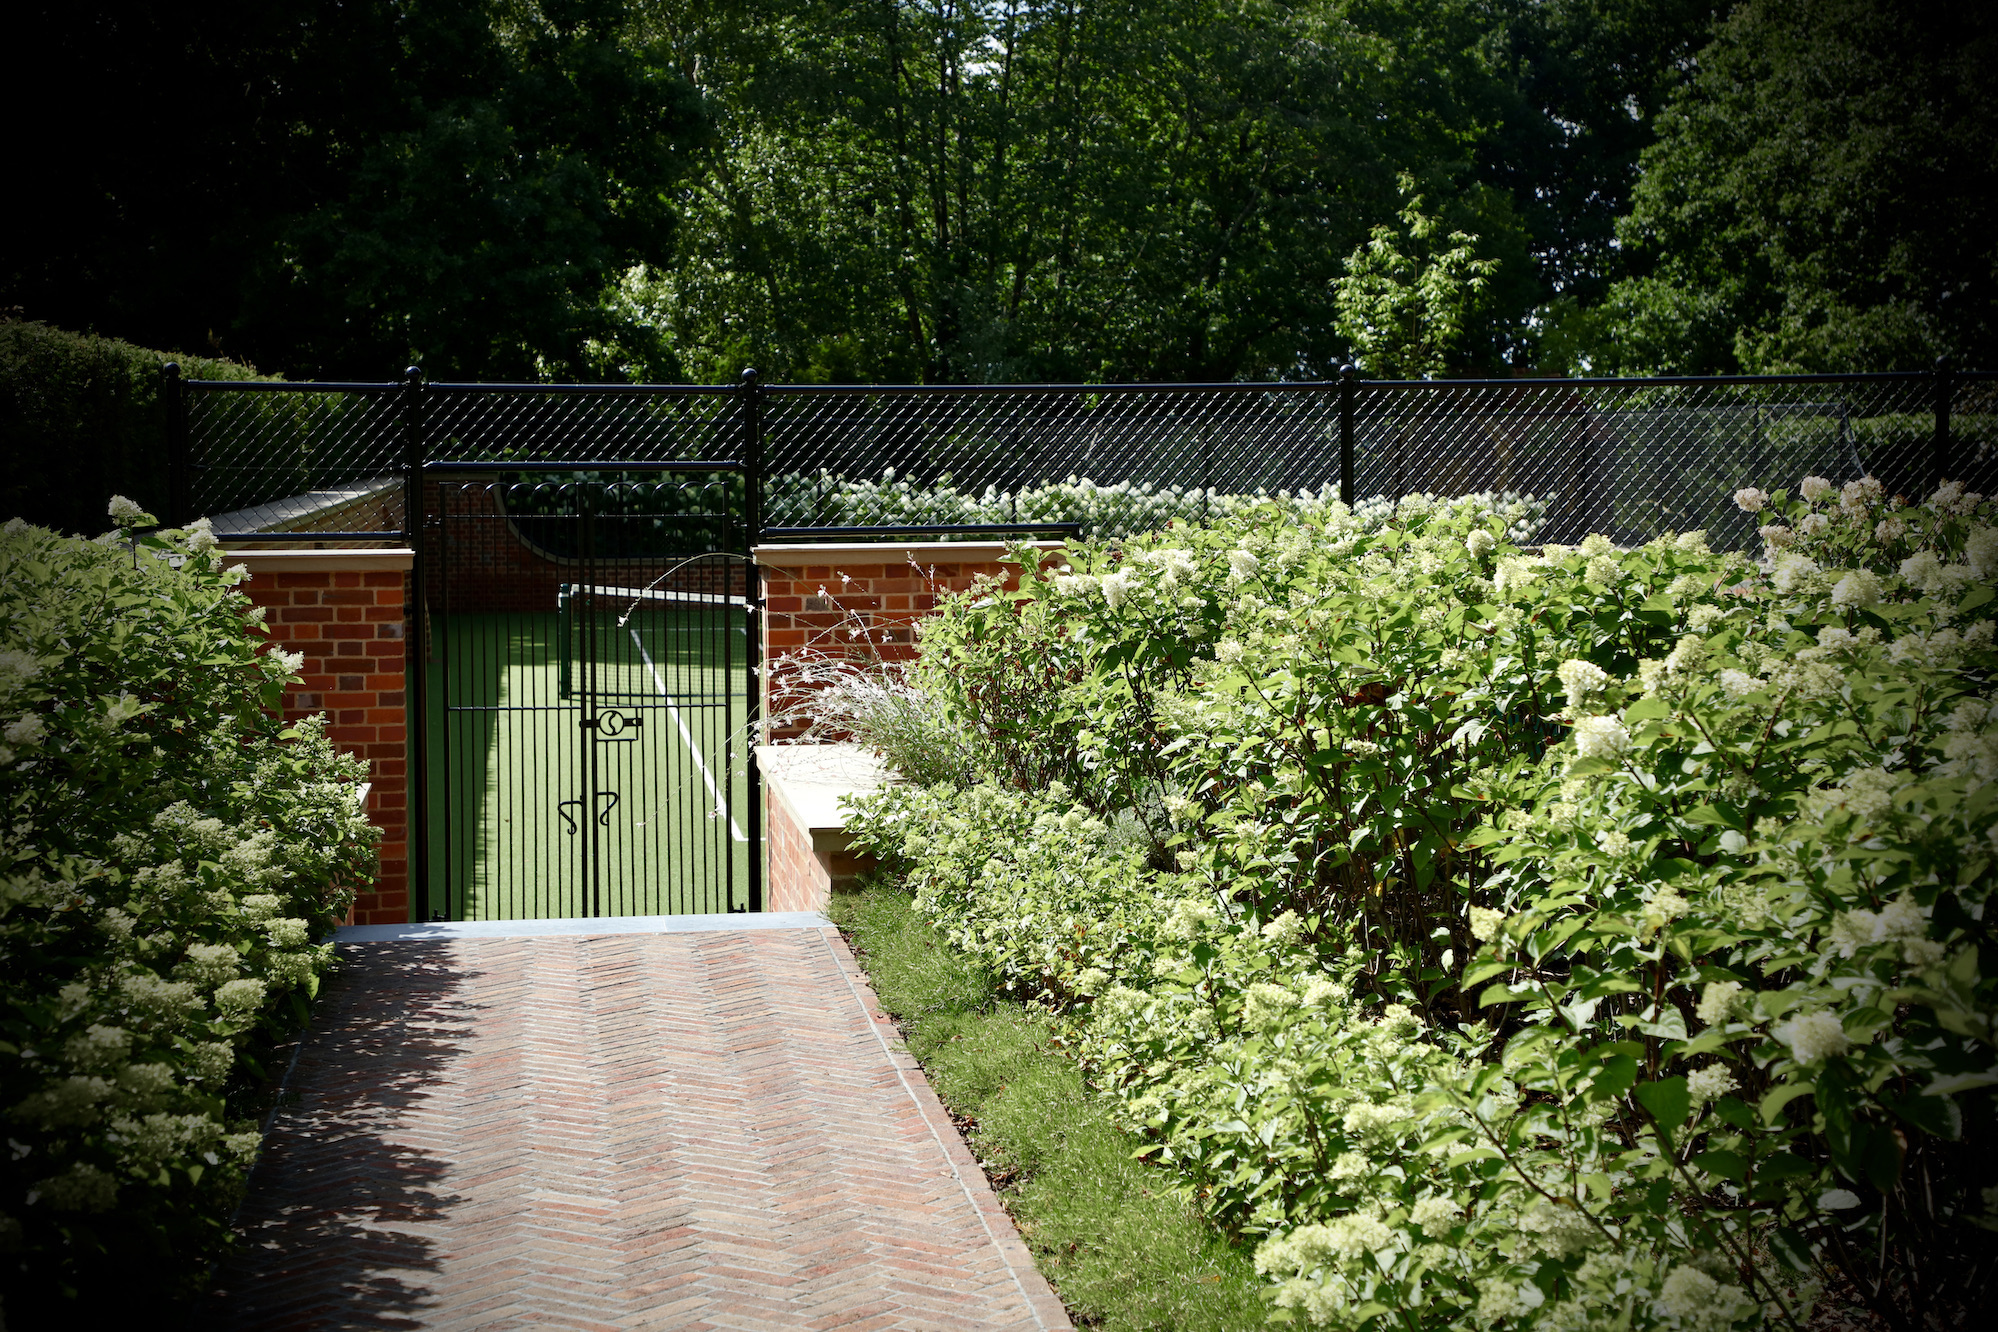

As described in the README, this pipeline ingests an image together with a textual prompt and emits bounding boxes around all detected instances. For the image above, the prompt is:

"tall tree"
[1578,0,1998,374]
[2,1,705,379]
[620,0,1530,383]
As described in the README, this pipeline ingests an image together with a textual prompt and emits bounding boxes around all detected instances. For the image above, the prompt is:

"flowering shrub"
[770,468,1549,543]
[844,478,1997,1327]
[1,503,378,1317]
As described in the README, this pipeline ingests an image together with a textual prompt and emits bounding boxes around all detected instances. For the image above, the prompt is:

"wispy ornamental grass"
[828,885,1268,1331]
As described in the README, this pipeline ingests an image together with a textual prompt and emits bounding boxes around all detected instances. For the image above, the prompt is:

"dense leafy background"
[9,1,1982,383]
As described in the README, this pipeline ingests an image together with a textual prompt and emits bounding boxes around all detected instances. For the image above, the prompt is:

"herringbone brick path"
[211,927,1072,1331]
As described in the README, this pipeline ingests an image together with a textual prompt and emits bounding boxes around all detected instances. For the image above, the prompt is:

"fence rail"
[170,363,1995,553]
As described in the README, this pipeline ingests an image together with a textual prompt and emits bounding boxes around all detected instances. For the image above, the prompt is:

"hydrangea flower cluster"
[2,512,378,1306]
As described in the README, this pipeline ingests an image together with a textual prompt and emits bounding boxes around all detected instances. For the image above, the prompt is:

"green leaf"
[1635,1076,1691,1133]
[1760,1080,1816,1125]
[1692,1149,1746,1181]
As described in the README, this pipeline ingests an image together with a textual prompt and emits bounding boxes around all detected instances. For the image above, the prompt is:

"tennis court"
[424,586,753,920]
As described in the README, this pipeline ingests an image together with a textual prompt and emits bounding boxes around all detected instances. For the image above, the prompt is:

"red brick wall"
[764,786,823,914]
[232,551,412,926]
[421,477,743,617]
[755,542,1063,740]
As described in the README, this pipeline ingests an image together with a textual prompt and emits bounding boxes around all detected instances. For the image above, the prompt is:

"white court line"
[631,628,749,843]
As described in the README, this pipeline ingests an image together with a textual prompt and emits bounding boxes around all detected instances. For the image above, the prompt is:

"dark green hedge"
[0,320,268,537]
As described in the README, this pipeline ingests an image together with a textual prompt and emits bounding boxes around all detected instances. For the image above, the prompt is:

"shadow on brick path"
[207,944,475,1328]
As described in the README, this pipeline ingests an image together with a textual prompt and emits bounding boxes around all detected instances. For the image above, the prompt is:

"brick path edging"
[819,928,1075,1330]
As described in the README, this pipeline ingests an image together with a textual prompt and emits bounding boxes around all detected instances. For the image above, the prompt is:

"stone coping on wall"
[752,539,1067,569]
[758,742,893,836]
[218,548,415,572]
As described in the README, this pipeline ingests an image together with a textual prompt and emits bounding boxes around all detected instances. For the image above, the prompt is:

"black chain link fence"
[180,369,1995,551]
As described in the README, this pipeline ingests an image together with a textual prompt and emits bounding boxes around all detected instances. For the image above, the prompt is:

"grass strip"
[829,884,1269,1331]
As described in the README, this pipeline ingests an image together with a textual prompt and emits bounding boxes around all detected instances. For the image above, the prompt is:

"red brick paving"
[211,927,1071,1330]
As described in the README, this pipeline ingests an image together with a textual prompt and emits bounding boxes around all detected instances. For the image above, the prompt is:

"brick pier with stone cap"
[210,914,1072,1331]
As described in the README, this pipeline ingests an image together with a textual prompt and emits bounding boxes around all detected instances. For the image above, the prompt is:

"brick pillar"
[228,549,414,925]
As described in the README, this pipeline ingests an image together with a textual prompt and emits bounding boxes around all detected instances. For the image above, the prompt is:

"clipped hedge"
[0,320,268,538]
[0,502,377,1323]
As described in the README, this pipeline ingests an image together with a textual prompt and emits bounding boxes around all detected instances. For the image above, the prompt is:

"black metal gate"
[426,470,760,919]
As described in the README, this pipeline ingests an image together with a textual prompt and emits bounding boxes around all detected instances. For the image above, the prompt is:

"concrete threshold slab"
[337,911,831,943]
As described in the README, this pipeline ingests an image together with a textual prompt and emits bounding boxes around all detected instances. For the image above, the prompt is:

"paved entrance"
[211,917,1071,1331]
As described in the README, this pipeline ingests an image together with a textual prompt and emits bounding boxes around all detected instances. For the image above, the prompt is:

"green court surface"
[422,604,752,920]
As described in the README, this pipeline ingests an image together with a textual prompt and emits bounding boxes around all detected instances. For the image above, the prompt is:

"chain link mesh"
[425,385,739,465]
[183,373,1990,551]
[189,383,405,536]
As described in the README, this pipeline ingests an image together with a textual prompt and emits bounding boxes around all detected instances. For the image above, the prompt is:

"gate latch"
[581,710,643,741]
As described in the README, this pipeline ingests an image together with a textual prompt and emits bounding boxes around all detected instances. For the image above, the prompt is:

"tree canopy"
[3,0,1989,381]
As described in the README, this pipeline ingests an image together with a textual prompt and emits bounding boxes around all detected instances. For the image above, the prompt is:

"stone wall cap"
[754,540,1065,568]
[757,742,895,831]
[221,548,415,572]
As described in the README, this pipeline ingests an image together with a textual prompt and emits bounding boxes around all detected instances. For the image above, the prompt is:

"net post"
[740,367,765,913]
[403,365,430,923]
[1338,365,1356,508]
[1933,354,1953,495]
[162,362,187,526]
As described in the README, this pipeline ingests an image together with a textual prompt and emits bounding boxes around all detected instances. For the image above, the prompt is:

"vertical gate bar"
[404,367,430,923]
[741,370,765,913]
[1338,366,1356,508]
[439,492,455,923]
[581,487,598,918]
[1934,355,1953,493]
[162,363,187,527]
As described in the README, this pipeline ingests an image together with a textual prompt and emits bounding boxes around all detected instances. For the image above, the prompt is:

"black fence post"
[1934,354,1953,494]
[162,362,186,526]
[403,365,429,923]
[740,367,765,913]
[1338,365,1356,507]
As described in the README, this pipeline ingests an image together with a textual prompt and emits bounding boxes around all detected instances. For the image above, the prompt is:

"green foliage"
[0,320,266,537]
[7,1,706,380]
[829,884,1269,1330]
[1335,175,1503,380]
[843,475,1998,1326]
[0,504,379,1321]
[1577,0,1998,375]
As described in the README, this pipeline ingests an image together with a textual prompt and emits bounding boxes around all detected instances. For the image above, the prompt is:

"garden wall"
[229,548,412,925]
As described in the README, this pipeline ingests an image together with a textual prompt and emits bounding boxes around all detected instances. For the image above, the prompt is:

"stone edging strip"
[817,925,1078,1331]
[336,911,831,943]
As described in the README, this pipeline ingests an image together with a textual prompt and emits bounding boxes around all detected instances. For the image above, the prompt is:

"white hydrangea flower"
[1464,529,1496,558]
[107,494,146,523]
[1771,552,1819,592]
[1733,487,1769,513]
[1468,905,1508,942]
[1643,887,1691,930]
[1663,634,1707,676]
[1841,475,1884,509]
[1555,658,1610,706]
[214,977,268,1016]
[1571,714,1630,761]
[1717,669,1760,700]
[1758,523,1795,550]
[1776,1010,1850,1063]
[1260,910,1303,945]
[1800,476,1833,502]
[1585,554,1620,585]
[1829,569,1884,608]
[1052,572,1099,597]
[1797,511,1831,538]
[1686,1064,1738,1102]
[1874,515,1908,544]
[1696,981,1742,1025]
[1967,526,1998,581]
[1302,975,1349,1006]
[1409,1195,1459,1233]
[1099,570,1134,611]
[1227,548,1262,578]
[1686,603,1724,632]
[1674,530,1710,554]
[1595,829,1633,857]
[4,714,46,747]
[1656,1264,1753,1329]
